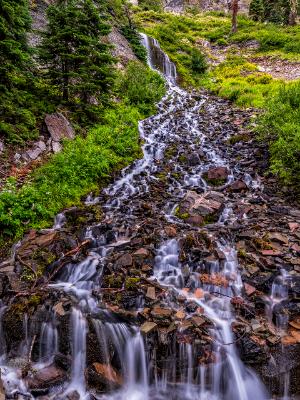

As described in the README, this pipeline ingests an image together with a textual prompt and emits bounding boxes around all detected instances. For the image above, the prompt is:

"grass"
[0,62,166,245]
[134,10,300,107]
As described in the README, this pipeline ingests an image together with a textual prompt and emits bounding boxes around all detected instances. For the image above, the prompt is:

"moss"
[156,171,168,182]
[202,173,226,186]
[227,133,250,145]
[165,144,178,159]
[104,274,123,288]
[174,206,190,220]
[237,248,247,258]
[203,213,218,224]
[178,154,188,164]
[125,277,140,290]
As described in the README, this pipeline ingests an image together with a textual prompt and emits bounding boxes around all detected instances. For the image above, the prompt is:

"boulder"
[87,362,122,390]
[115,253,133,268]
[27,366,66,390]
[180,190,223,219]
[45,112,75,142]
[204,167,229,185]
[229,180,248,192]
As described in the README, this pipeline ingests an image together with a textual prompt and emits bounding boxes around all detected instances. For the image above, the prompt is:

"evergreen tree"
[39,0,115,119]
[0,0,37,143]
[249,0,265,21]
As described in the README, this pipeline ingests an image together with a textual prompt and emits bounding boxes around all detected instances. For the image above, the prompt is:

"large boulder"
[45,112,75,142]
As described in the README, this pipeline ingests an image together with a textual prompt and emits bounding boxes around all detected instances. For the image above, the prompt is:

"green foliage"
[0,0,40,143]
[249,0,265,21]
[121,26,147,61]
[0,62,165,241]
[116,61,165,114]
[138,0,163,12]
[0,104,142,239]
[39,0,115,118]
[191,48,208,74]
[258,81,300,185]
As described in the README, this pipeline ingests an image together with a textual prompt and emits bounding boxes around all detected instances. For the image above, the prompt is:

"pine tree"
[249,0,265,21]
[0,0,37,142]
[39,0,115,118]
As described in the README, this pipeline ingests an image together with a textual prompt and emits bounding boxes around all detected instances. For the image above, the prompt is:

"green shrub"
[190,48,208,74]
[121,26,147,62]
[258,81,300,185]
[116,61,165,114]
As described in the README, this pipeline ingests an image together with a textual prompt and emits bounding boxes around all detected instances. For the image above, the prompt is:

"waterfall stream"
[0,33,296,400]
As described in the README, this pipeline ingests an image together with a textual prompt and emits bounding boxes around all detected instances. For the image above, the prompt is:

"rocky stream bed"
[0,35,299,400]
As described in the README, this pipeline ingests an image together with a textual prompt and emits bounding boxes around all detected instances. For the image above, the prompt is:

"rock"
[187,152,200,166]
[90,362,123,388]
[186,215,204,226]
[151,307,172,319]
[268,232,289,245]
[27,366,66,390]
[289,317,300,330]
[261,250,282,256]
[194,288,204,299]
[45,112,75,142]
[191,316,206,328]
[133,248,149,258]
[107,27,138,66]
[115,253,133,268]
[229,180,248,192]
[0,141,4,154]
[0,373,5,400]
[180,190,223,218]
[175,310,185,320]
[26,147,43,160]
[204,167,229,185]
[140,321,157,335]
[52,141,62,153]
[289,223,299,232]
[244,283,256,296]
[66,391,80,400]
[37,140,47,151]
[53,302,66,317]
[164,226,177,237]
[146,286,156,300]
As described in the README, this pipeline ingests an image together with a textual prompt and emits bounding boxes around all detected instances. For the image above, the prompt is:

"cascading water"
[0,32,294,400]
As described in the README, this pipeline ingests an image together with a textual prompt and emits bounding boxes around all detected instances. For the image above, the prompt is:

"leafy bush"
[190,49,208,74]
[0,104,142,239]
[258,81,300,185]
[116,61,165,114]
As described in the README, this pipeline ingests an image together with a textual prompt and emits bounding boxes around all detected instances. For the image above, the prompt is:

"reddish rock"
[244,283,256,296]
[230,180,248,192]
[164,226,177,237]
[261,250,282,256]
[92,363,123,387]
[133,248,149,258]
[186,215,204,226]
[206,167,229,181]
[27,366,66,389]
[151,307,172,319]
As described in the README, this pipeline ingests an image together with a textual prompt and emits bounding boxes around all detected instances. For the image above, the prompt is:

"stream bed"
[0,35,299,400]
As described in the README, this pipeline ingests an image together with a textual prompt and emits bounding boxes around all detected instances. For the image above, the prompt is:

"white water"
[0,33,284,400]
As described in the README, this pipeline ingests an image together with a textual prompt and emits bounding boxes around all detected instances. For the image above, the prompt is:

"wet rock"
[66,391,80,400]
[87,362,122,390]
[203,167,229,185]
[26,146,43,160]
[115,253,133,268]
[151,307,172,319]
[45,112,75,142]
[187,152,200,166]
[186,215,204,226]
[180,190,223,220]
[140,321,157,335]
[27,365,66,390]
[229,180,248,192]
[268,232,289,245]
[146,286,156,300]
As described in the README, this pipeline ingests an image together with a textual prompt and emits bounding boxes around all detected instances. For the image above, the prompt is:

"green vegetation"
[0,63,165,243]
[39,0,115,122]
[0,0,41,143]
[257,81,300,186]
[135,11,300,107]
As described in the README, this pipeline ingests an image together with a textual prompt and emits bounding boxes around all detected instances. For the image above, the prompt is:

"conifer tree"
[39,0,115,118]
[0,0,37,142]
[249,0,265,21]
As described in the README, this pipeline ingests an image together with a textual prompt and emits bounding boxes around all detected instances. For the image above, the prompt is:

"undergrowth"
[0,62,165,243]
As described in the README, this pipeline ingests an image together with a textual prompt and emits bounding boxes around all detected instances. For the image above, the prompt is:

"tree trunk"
[289,0,298,25]
[231,0,239,33]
